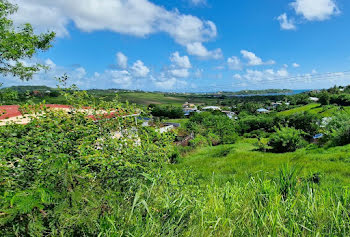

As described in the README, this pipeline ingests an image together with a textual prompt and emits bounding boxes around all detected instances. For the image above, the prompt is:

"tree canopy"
[0,0,55,80]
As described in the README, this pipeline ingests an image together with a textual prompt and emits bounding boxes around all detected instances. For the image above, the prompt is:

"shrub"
[186,112,237,146]
[268,127,306,153]
[151,105,184,119]
[236,115,279,135]
[282,112,320,138]
[324,113,350,146]
[189,135,209,147]
[207,132,221,146]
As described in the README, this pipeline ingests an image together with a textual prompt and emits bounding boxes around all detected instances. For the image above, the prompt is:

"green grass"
[175,139,350,186]
[164,118,189,127]
[278,103,350,117]
[118,92,188,105]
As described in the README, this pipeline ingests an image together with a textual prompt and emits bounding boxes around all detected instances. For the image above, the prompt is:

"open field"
[278,103,350,117]
[175,139,350,186]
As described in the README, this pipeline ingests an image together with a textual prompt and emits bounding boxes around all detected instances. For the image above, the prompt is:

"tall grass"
[93,166,350,236]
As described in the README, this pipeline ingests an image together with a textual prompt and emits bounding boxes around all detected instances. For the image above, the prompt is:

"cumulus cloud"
[242,68,289,82]
[116,52,128,69]
[292,63,300,68]
[240,50,275,66]
[291,0,340,21]
[131,60,150,77]
[108,70,133,87]
[170,52,191,69]
[10,0,217,50]
[227,56,242,70]
[186,42,223,59]
[277,13,296,30]
[170,68,190,78]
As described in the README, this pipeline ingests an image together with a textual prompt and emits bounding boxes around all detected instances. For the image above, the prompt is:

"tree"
[319,91,330,105]
[0,1,55,80]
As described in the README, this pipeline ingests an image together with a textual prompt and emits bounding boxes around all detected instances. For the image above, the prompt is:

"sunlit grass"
[174,138,350,186]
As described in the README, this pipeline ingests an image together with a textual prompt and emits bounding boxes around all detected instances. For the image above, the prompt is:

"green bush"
[207,132,221,146]
[186,112,238,146]
[282,112,320,138]
[0,101,175,236]
[189,135,209,147]
[150,105,184,119]
[268,127,306,153]
[324,113,350,146]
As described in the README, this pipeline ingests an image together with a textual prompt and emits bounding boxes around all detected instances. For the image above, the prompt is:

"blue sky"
[2,0,350,92]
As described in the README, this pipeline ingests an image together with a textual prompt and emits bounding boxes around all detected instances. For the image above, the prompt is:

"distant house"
[309,97,320,102]
[257,108,270,113]
[271,102,282,107]
[137,117,151,127]
[182,102,197,109]
[202,106,221,111]
[157,124,174,134]
[183,108,198,116]
[222,111,236,119]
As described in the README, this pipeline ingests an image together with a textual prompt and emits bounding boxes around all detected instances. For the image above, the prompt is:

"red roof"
[0,104,71,120]
[0,104,138,123]
[0,105,21,120]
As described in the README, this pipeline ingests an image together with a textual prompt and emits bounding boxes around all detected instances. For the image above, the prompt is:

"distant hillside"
[228,89,293,96]
[2,86,54,93]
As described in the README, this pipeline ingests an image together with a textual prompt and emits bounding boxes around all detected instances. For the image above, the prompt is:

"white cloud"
[109,70,133,87]
[277,13,296,30]
[153,73,188,90]
[74,67,87,79]
[45,59,56,69]
[10,0,217,48]
[242,68,289,82]
[233,74,242,79]
[116,52,128,69]
[170,68,190,78]
[292,63,300,68]
[186,42,223,59]
[277,68,289,77]
[170,52,191,69]
[240,50,275,66]
[131,60,150,77]
[189,0,206,6]
[227,56,242,70]
[291,0,340,21]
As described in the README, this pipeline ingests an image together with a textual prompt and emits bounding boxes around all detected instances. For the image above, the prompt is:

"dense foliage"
[0,97,176,235]
[268,127,306,153]
[324,113,350,147]
[186,112,238,146]
[149,104,184,119]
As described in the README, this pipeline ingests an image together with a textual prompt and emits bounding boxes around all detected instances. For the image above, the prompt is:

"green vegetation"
[2,6,350,235]
[0,1,55,80]
[227,88,293,95]
[268,127,306,153]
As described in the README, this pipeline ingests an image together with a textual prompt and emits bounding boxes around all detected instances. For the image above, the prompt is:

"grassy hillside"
[175,139,350,186]
[118,92,188,105]
[278,103,350,117]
